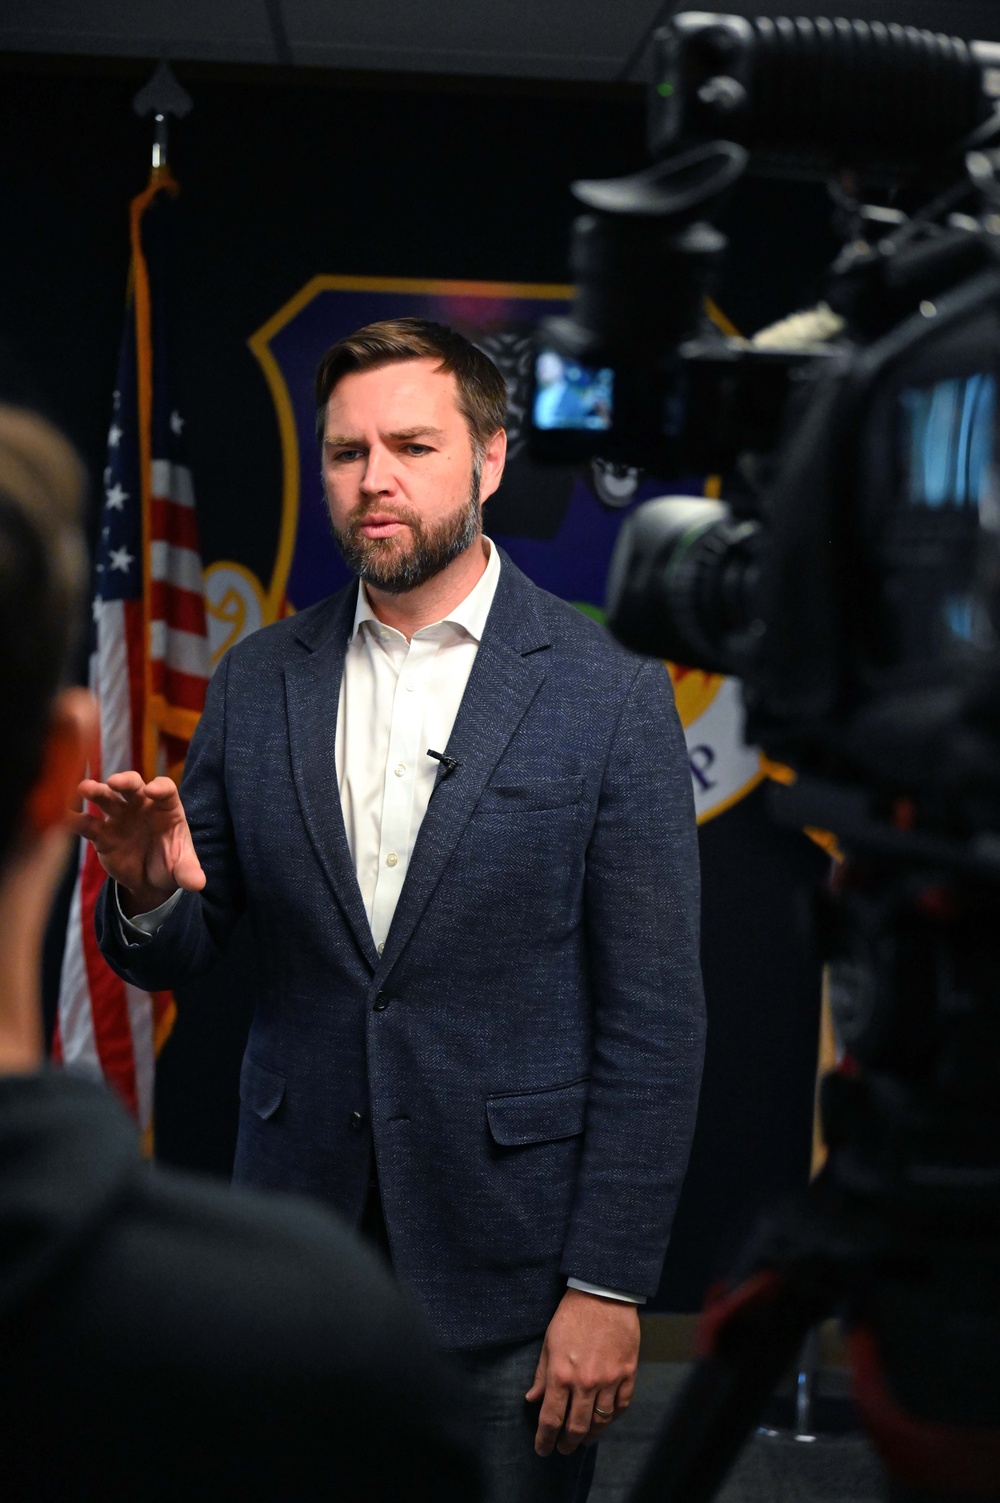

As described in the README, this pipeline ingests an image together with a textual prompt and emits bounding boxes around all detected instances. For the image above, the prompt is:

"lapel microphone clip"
[427,749,461,778]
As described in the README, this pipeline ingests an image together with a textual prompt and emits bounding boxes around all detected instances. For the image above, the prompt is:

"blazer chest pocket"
[478,775,583,816]
[486,1077,589,1146]
[240,1055,286,1121]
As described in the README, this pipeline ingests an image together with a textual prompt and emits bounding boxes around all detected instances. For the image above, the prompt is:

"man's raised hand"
[71,771,205,917]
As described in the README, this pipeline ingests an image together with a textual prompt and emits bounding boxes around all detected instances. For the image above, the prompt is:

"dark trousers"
[451,1338,598,1503]
[361,1168,596,1503]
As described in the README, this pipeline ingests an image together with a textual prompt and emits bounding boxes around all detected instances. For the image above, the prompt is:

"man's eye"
[405,444,431,455]
[331,450,363,463]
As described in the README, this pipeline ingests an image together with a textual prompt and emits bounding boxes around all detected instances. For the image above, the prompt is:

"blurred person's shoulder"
[0,1069,479,1502]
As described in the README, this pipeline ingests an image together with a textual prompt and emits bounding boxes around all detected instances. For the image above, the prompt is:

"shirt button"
[394,764,406,778]
[377,941,385,955]
[386,851,399,867]
[404,681,415,692]
[349,1111,365,1132]
[373,992,391,1012]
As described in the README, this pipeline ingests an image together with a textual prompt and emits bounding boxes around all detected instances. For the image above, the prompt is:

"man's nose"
[361,445,394,495]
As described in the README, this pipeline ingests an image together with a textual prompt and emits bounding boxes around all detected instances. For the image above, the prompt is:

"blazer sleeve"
[560,656,706,1296]
[95,649,246,991]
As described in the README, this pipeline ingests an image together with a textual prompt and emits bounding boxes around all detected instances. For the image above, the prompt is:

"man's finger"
[78,778,114,802]
[594,1385,619,1420]
[533,1378,570,1457]
[105,771,147,798]
[78,778,122,805]
[67,811,107,842]
[79,785,131,816]
[556,1387,597,1456]
[142,776,181,803]
[584,1384,620,1444]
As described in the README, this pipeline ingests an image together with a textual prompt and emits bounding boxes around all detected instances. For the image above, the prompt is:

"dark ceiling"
[3,1,1000,83]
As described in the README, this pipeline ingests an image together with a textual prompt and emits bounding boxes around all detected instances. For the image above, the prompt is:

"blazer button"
[348,1111,365,1132]
[373,992,391,1012]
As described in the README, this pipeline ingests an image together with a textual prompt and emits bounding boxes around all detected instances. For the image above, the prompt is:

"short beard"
[329,456,483,595]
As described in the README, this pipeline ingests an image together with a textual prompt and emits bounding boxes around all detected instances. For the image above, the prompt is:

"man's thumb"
[173,851,206,892]
[526,1356,547,1403]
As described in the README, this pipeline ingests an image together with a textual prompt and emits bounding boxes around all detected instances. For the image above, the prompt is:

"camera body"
[531,12,1000,849]
[548,26,1000,1498]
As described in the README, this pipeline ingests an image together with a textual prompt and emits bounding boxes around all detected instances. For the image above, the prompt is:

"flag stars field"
[105,482,128,510]
[108,546,135,574]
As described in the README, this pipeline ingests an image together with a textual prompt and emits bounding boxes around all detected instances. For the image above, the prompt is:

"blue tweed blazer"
[97,552,706,1349]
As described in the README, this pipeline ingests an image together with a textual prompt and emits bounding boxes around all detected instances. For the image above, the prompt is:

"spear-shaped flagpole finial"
[132,60,192,172]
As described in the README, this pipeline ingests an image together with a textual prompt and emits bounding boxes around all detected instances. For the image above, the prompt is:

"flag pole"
[132,60,192,176]
[130,63,191,779]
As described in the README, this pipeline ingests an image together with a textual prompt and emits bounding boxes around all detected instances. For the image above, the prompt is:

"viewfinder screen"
[890,371,998,662]
[533,350,614,431]
[900,372,995,511]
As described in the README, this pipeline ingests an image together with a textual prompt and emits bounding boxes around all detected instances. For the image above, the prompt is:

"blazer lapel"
[283,585,381,970]
[377,557,551,977]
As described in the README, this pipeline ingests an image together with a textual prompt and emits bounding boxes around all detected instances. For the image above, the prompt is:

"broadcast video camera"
[532,14,1000,1503]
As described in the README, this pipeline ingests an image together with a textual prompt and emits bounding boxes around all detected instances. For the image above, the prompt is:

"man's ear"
[479,428,508,506]
[24,688,99,836]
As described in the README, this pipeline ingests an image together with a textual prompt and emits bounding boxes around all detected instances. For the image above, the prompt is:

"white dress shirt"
[120,537,642,1303]
[338,536,500,954]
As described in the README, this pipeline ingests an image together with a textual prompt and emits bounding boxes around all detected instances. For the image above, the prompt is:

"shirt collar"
[350,537,501,644]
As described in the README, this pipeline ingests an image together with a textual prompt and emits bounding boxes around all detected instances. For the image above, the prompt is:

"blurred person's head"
[0,407,95,1069]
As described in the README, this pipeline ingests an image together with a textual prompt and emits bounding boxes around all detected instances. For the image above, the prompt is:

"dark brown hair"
[314,318,508,454]
[0,407,86,866]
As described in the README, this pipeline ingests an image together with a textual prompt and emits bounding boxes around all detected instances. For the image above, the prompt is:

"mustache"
[347,500,422,532]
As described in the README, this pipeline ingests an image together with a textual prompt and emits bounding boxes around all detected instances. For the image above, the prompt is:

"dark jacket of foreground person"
[0,1069,480,1502]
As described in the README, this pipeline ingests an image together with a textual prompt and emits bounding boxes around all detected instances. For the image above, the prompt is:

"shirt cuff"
[115,882,183,941]
[566,1278,646,1305]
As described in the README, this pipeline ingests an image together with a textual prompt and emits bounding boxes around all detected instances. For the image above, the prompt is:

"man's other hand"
[71,771,205,916]
[526,1288,639,1456]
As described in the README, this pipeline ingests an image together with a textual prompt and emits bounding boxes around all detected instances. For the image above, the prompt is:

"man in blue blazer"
[85,319,705,1503]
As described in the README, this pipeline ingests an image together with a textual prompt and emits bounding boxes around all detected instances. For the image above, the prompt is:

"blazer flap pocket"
[240,1055,286,1120]
[481,775,583,813]
[486,1078,589,1147]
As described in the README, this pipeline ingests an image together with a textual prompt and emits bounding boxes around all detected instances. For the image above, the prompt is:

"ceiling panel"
[0,0,275,64]
[0,0,664,78]
[2,0,1000,79]
[282,0,659,79]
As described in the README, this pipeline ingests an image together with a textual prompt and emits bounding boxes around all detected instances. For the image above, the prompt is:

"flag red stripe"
[150,496,202,551]
[79,842,139,1116]
[149,580,208,635]
[149,662,208,712]
[162,731,190,766]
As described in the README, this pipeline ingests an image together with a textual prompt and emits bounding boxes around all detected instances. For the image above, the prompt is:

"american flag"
[54,171,211,1144]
